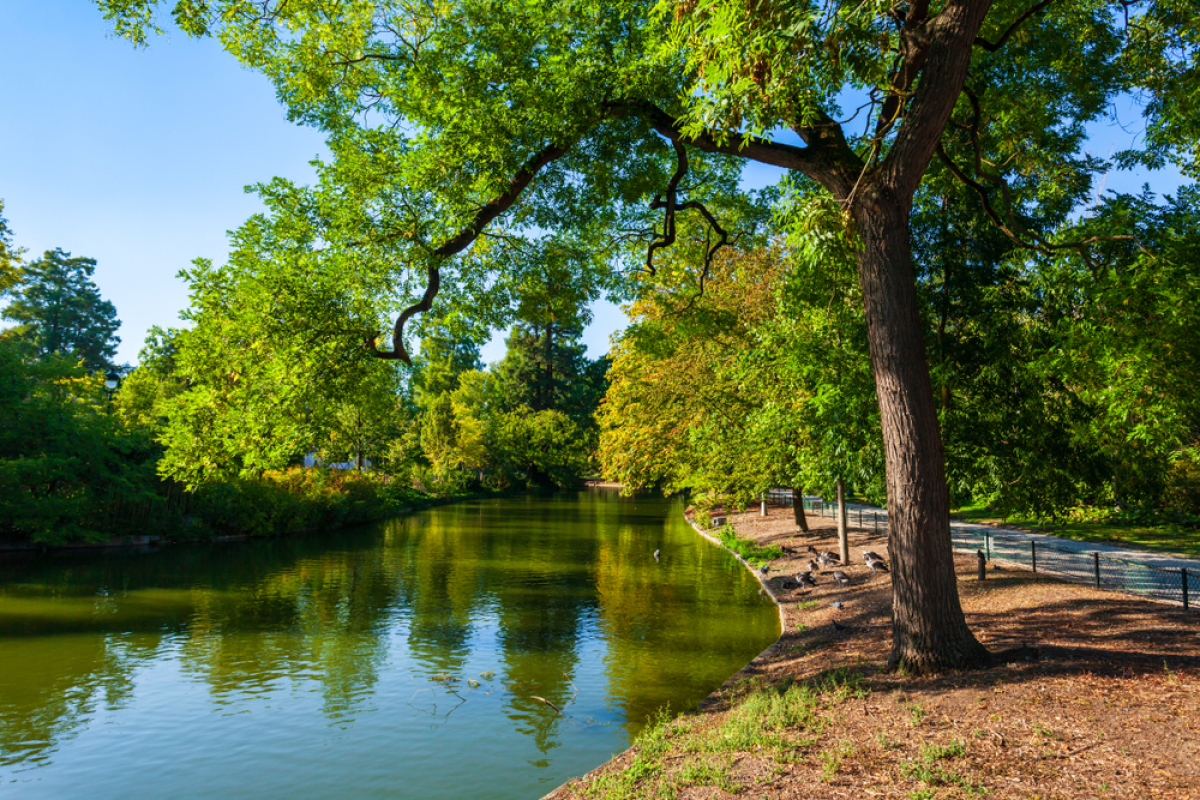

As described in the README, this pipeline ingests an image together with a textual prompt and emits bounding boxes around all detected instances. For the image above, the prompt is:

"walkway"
[772,490,1200,609]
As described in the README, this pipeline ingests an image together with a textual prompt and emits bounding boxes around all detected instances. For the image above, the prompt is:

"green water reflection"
[0,491,778,799]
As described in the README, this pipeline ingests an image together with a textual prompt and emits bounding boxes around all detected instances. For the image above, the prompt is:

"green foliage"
[183,467,427,539]
[92,1,1200,567]
[600,240,883,507]
[151,245,413,486]
[0,199,23,298]
[0,334,155,544]
[715,525,783,566]
[3,248,122,372]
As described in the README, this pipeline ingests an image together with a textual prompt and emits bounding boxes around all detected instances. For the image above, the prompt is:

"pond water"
[0,491,779,799]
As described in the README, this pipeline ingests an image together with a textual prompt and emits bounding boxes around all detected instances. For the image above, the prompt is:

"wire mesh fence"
[765,488,1198,611]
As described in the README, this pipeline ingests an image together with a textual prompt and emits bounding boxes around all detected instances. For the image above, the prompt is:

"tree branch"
[974,0,1056,52]
[621,101,858,194]
[936,144,1142,264]
[365,138,575,363]
[881,0,994,198]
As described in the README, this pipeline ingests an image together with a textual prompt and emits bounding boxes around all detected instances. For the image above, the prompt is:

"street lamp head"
[104,370,121,392]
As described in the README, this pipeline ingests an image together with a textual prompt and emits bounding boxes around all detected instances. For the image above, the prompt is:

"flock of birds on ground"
[753,545,889,591]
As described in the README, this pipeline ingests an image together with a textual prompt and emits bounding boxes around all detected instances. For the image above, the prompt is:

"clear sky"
[0,2,1187,367]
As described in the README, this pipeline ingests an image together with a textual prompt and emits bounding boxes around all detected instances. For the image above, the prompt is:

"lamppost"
[104,369,121,402]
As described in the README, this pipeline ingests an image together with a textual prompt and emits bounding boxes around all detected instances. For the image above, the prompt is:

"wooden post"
[977,550,986,581]
[792,488,809,532]
[1093,552,1101,588]
[761,494,767,517]
[837,479,849,565]
[1031,541,1037,573]
[1183,568,1189,610]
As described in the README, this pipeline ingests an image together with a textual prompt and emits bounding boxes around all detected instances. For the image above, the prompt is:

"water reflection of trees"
[0,492,777,775]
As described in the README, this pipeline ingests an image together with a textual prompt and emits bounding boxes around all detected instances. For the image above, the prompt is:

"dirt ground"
[545,505,1200,800]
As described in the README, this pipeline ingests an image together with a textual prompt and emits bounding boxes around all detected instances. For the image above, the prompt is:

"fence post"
[977,550,986,581]
[1094,552,1101,588]
[985,531,991,561]
[1031,541,1037,573]
[873,513,878,535]
[1184,568,1190,611]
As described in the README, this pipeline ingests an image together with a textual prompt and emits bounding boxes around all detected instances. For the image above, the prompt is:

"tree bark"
[791,488,809,532]
[852,184,990,673]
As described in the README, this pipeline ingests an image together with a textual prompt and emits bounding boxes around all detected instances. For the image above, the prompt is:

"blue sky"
[0,2,1187,366]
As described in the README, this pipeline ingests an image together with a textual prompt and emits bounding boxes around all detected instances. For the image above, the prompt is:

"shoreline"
[0,488,521,555]
[539,506,791,800]
[541,503,1200,799]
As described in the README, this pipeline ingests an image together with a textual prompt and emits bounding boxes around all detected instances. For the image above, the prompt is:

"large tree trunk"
[853,184,990,673]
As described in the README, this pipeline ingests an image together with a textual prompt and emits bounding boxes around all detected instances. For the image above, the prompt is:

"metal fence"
[765,488,1198,611]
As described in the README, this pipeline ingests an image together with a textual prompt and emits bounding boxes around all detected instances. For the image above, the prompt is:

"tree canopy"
[94,0,1200,672]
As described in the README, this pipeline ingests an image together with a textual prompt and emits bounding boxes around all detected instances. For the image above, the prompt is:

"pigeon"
[830,601,844,609]
[797,571,817,587]
[817,551,841,567]
[831,570,852,586]
[831,620,851,633]
[806,545,819,555]
[807,559,821,573]
[862,550,885,563]
[758,564,770,576]
[866,557,889,575]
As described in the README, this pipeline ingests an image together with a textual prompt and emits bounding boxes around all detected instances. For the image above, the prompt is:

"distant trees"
[0,200,22,298]
[3,248,122,372]
[412,320,606,493]
[603,186,1200,524]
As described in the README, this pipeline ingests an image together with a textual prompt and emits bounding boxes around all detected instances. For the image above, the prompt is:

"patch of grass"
[672,758,742,794]
[919,740,966,760]
[716,524,784,564]
[900,700,927,727]
[711,680,821,752]
[902,739,988,797]
[817,740,855,782]
[798,599,820,610]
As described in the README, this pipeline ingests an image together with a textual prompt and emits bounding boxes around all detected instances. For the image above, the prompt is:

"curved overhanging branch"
[365,138,574,364]
[643,140,735,311]
[644,141,689,275]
